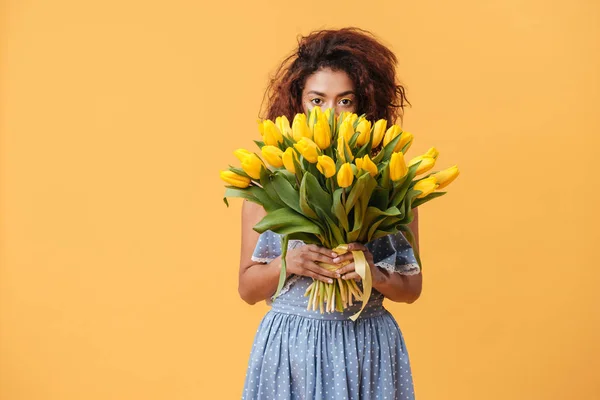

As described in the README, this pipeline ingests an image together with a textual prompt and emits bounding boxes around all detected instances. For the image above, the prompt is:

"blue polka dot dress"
[242,230,421,400]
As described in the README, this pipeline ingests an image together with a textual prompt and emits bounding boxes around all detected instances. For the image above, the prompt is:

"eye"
[339,98,353,106]
[310,98,323,105]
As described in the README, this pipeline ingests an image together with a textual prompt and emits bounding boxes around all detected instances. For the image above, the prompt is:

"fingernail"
[335,273,340,278]
[331,252,337,257]
[333,257,340,263]
[328,279,333,283]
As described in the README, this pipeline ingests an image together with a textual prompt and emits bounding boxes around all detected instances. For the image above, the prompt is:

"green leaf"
[353,113,366,129]
[260,166,286,209]
[350,175,377,241]
[378,162,391,191]
[397,197,412,225]
[253,140,265,149]
[223,186,258,205]
[345,173,373,214]
[288,232,321,244]
[370,228,397,241]
[390,163,420,208]
[291,148,305,182]
[281,135,295,149]
[370,187,389,210]
[360,206,402,238]
[343,139,353,163]
[314,208,338,248]
[348,130,361,149]
[317,208,344,246]
[272,173,303,214]
[366,217,389,242]
[355,137,371,159]
[377,216,403,235]
[332,188,349,232]
[271,234,290,301]
[372,132,402,164]
[304,172,334,219]
[254,208,323,235]
[227,165,251,179]
[299,173,319,219]
[328,107,336,135]
[247,185,282,213]
[411,191,447,208]
[280,170,297,187]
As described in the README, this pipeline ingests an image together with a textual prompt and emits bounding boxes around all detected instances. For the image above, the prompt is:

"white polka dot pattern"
[242,231,419,399]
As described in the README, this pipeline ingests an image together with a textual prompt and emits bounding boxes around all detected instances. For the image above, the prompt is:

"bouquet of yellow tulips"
[221,107,459,320]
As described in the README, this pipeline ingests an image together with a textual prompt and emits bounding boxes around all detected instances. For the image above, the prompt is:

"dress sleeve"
[251,230,282,263]
[365,232,421,275]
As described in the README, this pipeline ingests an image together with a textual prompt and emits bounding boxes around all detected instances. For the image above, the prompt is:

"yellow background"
[1,0,599,399]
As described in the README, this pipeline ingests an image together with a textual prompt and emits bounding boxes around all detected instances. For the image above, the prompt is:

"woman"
[239,27,422,400]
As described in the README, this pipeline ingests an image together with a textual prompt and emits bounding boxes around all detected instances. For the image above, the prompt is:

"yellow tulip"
[356,118,372,146]
[396,131,413,153]
[317,155,336,178]
[409,155,436,175]
[337,135,354,162]
[337,162,354,188]
[261,145,284,168]
[337,111,350,125]
[432,165,459,190]
[261,119,283,146]
[383,125,402,148]
[414,176,439,198]
[309,106,323,131]
[220,170,251,188]
[355,155,378,177]
[276,115,292,138]
[240,153,264,179]
[233,148,253,162]
[390,152,408,181]
[294,137,320,163]
[343,113,358,125]
[338,118,355,142]
[313,117,332,150]
[324,108,333,121]
[292,113,312,141]
[371,119,387,148]
[425,147,439,159]
[282,147,298,173]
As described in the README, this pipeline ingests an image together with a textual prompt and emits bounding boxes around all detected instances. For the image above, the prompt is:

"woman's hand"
[284,244,341,284]
[331,242,387,285]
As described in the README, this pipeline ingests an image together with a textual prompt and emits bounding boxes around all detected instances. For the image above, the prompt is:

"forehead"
[303,68,354,95]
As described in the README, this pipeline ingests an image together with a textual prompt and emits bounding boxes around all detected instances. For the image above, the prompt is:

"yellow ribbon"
[331,244,372,321]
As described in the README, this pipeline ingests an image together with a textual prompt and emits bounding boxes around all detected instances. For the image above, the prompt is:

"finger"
[342,272,361,281]
[332,252,354,264]
[347,242,368,252]
[307,251,338,265]
[305,261,340,281]
[307,244,338,259]
[335,262,355,275]
[302,267,335,283]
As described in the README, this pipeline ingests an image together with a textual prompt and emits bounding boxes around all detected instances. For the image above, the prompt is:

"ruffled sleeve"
[251,230,283,263]
[250,230,305,303]
[365,232,421,275]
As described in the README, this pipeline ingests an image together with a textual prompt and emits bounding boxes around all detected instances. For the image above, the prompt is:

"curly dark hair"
[261,27,410,124]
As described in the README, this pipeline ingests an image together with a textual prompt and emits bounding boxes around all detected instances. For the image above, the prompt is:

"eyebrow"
[306,90,356,97]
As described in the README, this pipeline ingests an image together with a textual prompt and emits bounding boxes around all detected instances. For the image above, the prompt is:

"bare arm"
[238,200,285,305]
